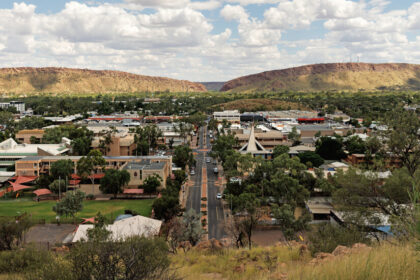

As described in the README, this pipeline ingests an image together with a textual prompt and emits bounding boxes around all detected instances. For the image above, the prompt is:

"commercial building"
[123,160,168,188]
[213,110,241,122]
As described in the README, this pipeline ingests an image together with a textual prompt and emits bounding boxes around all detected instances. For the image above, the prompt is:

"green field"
[0,199,154,223]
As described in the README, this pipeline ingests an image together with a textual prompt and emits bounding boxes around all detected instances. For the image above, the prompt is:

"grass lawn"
[0,199,154,223]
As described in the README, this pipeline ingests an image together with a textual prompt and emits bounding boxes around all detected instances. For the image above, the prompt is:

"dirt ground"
[24,224,77,246]
[252,229,285,246]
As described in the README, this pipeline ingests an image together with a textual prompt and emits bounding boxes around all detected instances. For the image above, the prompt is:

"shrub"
[308,224,370,256]
[0,247,52,274]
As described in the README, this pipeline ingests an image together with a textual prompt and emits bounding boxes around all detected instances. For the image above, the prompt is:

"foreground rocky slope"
[221,63,420,92]
[0,67,207,95]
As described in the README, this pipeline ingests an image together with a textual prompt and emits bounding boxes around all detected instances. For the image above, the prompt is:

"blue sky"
[0,0,418,81]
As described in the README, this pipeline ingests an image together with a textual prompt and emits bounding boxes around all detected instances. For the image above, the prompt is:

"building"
[72,215,162,242]
[0,138,70,170]
[288,145,316,156]
[91,133,137,157]
[123,160,167,188]
[0,101,25,113]
[239,125,273,159]
[305,197,333,222]
[234,128,287,150]
[213,110,240,122]
[15,129,45,144]
[15,155,172,188]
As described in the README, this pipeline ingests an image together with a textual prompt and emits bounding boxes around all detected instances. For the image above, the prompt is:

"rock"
[332,245,351,256]
[233,264,245,273]
[315,252,333,260]
[299,244,309,257]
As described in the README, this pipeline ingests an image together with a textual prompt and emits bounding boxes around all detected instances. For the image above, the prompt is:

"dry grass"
[172,243,419,280]
[213,98,310,112]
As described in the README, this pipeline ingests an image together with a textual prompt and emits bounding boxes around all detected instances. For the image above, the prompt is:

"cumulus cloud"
[0,0,418,81]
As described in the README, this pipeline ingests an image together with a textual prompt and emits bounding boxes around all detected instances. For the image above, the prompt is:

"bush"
[201,197,207,201]
[0,247,52,274]
[86,194,95,200]
[308,224,370,256]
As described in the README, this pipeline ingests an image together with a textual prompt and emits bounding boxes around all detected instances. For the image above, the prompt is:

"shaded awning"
[14,176,37,184]
[9,181,33,192]
[33,188,52,196]
[123,189,144,194]
[71,174,81,179]
[69,179,81,185]
[81,217,96,224]
[88,173,105,179]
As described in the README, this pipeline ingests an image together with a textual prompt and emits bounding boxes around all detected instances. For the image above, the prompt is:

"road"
[185,124,226,240]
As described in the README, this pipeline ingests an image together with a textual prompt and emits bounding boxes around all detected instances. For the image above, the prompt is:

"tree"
[316,136,346,160]
[77,150,106,186]
[99,169,130,198]
[153,196,181,221]
[133,125,163,155]
[71,136,92,156]
[49,179,67,194]
[272,145,290,158]
[143,174,162,194]
[344,135,366,155]
[384,109,420,177]
[288,126,300,146]
[29,136,40,144]
[298,151,324,167]
[86,212,111,242]
[210,132,237,163]
[0,216,32,250]
[180,209,204,246]
[173,144,195,170]
[50,159,74,180]
[53,190,85,219]
[235,192,261,249]
[272,204,310,241]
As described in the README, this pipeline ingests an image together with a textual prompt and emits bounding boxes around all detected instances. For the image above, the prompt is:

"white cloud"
[220,4,249,22]
[0,0,417,82]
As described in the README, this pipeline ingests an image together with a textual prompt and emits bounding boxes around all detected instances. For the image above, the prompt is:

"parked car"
[216,193,222,199]
[206,158,211,163]
[213,167,219,174]
[190,169,195,175]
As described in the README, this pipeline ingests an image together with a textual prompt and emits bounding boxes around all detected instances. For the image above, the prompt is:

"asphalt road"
[185,125,227,240]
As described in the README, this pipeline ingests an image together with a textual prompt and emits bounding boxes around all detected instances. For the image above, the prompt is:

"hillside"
[172,242,418,280]
[0,67,207,96]
[221,63,420,92]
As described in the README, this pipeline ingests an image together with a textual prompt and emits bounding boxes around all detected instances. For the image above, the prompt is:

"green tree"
[384,109,420,177]
[53,190,85,219]
[272,145,290,158]
[142,174,162,194]
[316,136,346,160]
[50,159,74,180]
[153,196,181,221]
[344,135,366,155]
[0,216,32,250]
[297,151,324,167]
[49,179,67,194]
[99,169,130,198]
[235,192,261,249]
[173,144,195,170]
[272,204,311,241]
[288,126,301,146]
[210,132,237,163]
[77,150,106,186]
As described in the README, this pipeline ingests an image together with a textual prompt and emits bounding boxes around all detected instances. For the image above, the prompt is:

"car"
[190,169,195,175]
[206,158,211,163]
[213,167,219,174]
[216,193,222,199]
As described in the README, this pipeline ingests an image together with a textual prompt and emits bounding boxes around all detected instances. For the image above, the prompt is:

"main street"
[186,124,226,240]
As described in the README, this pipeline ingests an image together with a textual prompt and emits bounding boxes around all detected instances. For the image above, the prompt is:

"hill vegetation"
[0,67,207,96]
[212,98,310,112]
[221,63,420,93]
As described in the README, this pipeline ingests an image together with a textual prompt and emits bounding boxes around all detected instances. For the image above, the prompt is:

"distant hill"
[220,63,420,92]
[199,82,225,91]
[0,67,207,96]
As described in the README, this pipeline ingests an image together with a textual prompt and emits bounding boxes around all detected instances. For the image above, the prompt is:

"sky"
[0,0,419,82]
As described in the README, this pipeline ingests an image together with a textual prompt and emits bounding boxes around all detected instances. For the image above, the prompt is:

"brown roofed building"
[15,129,45,144]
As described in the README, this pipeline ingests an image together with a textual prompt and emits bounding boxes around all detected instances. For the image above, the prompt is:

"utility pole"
[58,176,61,200]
